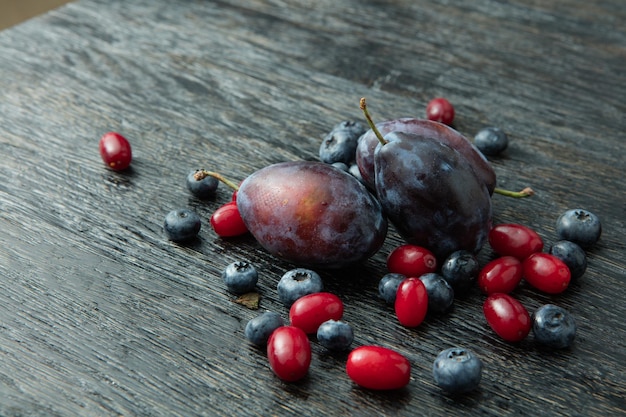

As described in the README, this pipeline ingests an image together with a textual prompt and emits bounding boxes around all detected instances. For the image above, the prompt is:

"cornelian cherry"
[395,277,428,327]
[210,202,248,237]
[99,132,132,171]
[426,97,455,126]
[483,293,531,342]
[478,256,523,294]
[488,223,543,260]
[267,326,311,382]
[522,253,571,294]
[346,346,411,390]
[289,292,344,334]
[387,245,437,277]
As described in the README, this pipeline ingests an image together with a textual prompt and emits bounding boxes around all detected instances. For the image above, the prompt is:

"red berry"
[478,256,523,294]
[289,292,344,334]
[394,277,428,327]
[210,202,248,237]
[99,132,132,171]
[483,293,531,342]
[387,245,437,277]
[266,326,311,382]
[488,223,544,260]
[426,97,455,126]
[522,253,571,294]
[346,346,411,390]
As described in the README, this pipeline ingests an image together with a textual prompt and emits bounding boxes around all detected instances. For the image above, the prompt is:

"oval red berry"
[395,277,428,327]
[387,245,437,277]
[426,97,455,126]
[346,346,411,390]
[483,293,531,342]
[266,326,311,382]
[210,202,248,237]
[478,256,523,294]
[522,253,571,294]
[488,223,543,260]
[289,292,344,334]
[99,132,132,171]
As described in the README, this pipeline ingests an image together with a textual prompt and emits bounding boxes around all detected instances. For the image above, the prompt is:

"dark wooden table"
[1,0,625,416]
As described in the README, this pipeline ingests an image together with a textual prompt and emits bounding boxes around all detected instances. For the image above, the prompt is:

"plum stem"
[360,97,388,146]
[194,169,240,191]
[493,187,534,198]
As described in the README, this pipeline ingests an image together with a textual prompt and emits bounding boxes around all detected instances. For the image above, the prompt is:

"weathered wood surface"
[0,0,625,416]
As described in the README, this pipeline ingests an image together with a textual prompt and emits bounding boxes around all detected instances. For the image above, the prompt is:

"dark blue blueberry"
[532,304,576,349]
[319,121,366,165]
[348,163,365,184]
[473,127,509,156]
[549,240,587,280]
[222,261,258,294]
[441,250,480,293]
[316,319,354,351]
[556,209,602,249]
[163,209,201,242]
[433,347,483,393]
[419,273,454,314]
[331,162,350,172]
[244,311,284,345]
[378,273,406,304]
[277,268,323,307]
[186,170,219,199]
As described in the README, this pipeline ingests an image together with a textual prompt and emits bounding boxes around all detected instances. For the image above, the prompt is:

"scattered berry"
[474,127,509,156]
[387,245,437,278]
[244,311,284,345]
[532,304,577,349]
[395,277,428,327]
[549,240,587,280]
[331,162,350,172]
[267,326,311,382]
[478,256,523,294]
[483,293,531,342]
[346,346,411,390]
[378,273,406,304]
[277,268,324,307]
[555,209,602,249]
[316,320,354,351]
[441,250,480,293]
[210,202,248,237]
[426,97,455,126]
[522,253,571,294]
[186,169,219,199]
[488,223,544,260]
[432,347,483,393]
[289,292,344,334]
[319,120,366,165]
[222,261,258,294]
[99,132,132,171]
[419,273,454,314]
[163,209,201,242]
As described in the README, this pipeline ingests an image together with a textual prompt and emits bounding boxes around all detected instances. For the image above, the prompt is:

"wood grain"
[0,0,625,416]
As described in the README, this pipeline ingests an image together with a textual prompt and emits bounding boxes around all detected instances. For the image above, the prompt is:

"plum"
[236,161,388,268]
[356,118,496,194]
[374,132,492,260]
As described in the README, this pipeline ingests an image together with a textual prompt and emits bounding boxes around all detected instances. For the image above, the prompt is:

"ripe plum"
[236,161,388,268]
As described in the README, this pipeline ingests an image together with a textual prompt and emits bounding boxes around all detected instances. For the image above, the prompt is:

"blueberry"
[186,169,219,199]
[549,240,587,280]
[556,209,602,249]
[441,250,480,293]
[277,268,323,307]
[331,162,350,172]
[348,163,365,183]
[419,273,454,314]
[222,261,258,294]
[316,319,354,351]
[319,121,366,165]
[244,311,284,345]
[378,273,405,304]
[433,347,483,393]
[164,209,201,242]
[474,127,509,156]
[532,304,576,349]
